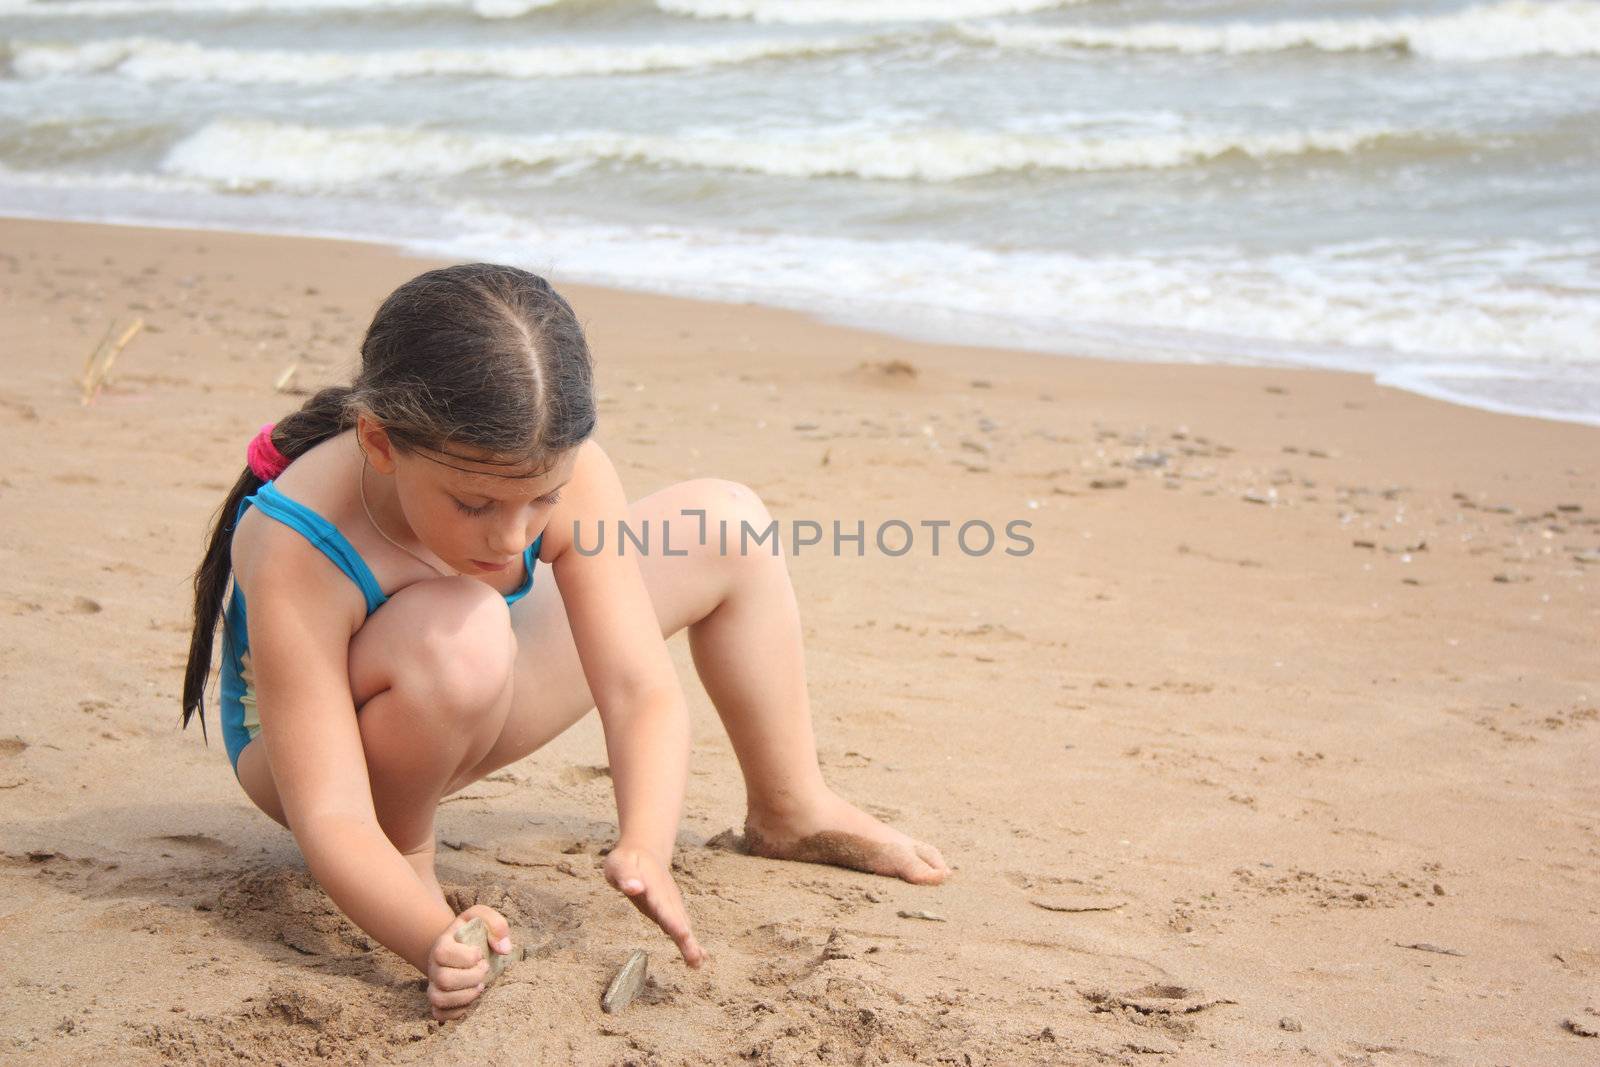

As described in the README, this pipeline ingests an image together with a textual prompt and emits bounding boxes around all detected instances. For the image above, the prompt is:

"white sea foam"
[158,118,1404,187]
[7,34,875,83]
[417,208,1600,418]
[655,0,1076,24]
[0,159,212,194]
[0,0,1069,18]
[5,168,1596,423]
[0,0,565,16]
[959,0,1600,61]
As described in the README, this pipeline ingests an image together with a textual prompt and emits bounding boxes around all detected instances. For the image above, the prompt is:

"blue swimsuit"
[218,479,542,774]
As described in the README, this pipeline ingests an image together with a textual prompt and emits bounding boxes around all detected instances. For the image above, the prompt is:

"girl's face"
[364,420,578,577]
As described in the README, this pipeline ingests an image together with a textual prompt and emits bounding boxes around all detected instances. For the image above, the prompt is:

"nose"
[488,508,529,558]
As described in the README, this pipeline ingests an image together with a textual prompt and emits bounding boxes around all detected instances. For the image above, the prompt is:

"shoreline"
[5,206,1595,431]
[2,215,1597,1064]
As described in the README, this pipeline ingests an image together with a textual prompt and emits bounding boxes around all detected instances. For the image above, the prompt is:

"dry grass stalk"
[273,361,303,394]
[78,321,116,386]
[79,317,143,405]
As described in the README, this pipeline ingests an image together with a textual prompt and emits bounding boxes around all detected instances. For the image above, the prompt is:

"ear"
[356,413,400,475]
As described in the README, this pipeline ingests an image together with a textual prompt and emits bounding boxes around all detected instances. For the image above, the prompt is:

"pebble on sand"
[601,950,649,1014]
[896,909,946,922]
[1030,897,1124,913]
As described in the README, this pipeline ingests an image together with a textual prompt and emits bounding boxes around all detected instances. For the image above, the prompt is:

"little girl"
[182,264,949,1020]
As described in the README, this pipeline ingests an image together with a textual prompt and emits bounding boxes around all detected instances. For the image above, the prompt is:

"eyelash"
[452,490,562,517]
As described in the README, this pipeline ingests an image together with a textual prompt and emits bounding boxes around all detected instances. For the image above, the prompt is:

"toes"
[898,843,948,885]
[895,847,945,885]
[914,842,951,875]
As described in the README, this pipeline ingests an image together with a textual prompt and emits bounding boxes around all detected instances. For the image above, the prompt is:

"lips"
[472,559,514,572]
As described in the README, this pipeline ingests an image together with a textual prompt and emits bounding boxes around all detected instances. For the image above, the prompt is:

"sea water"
[2,0,1597,424]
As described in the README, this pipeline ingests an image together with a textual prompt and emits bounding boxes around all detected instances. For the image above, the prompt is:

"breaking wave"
[158,118,1412,187]
[959,1,1600,62]
[6,33,878,82]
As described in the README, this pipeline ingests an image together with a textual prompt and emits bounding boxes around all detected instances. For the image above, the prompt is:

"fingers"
[428,979,486,1018]
[461,905,514,954]
[675,928,708,968]
[431,956,489,991]
[603,850,708,967]
[620,869,706,969]
[433,937,486,972]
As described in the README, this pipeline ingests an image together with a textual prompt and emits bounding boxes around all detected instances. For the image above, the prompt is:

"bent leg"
[236,576,517,904]
[485,478,949,885]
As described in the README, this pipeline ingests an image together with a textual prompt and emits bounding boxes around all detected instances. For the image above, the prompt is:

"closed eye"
[452,489,561,516]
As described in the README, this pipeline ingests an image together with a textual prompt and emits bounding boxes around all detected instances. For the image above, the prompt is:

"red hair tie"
[246,423,290,481]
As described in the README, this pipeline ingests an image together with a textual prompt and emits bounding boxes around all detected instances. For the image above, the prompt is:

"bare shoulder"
[232,500,367,638]
[538,437,627,565]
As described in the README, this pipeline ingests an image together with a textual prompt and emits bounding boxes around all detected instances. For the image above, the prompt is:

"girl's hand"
[425,905,513,1021]
[603,845,707,968]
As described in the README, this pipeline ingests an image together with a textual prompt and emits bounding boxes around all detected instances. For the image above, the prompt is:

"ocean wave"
[158,119,1410,187]
[6,33,876,83]
[427,209,1600,388]
[0,0,568,17]
[959,1,1600,61]
[0,159,212,194]
[3,172,1595,422]
[0,0,1072,20]
[654,0,1077,24]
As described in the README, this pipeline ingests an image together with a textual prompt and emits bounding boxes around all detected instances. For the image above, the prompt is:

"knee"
[385,578,515,717]
[686,478,775,551]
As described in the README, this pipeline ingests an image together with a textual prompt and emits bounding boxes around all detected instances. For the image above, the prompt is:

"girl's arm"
[237,535,460,972]
[548,441,705,966]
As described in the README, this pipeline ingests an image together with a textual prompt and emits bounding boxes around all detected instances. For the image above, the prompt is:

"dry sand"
[1,216,1597,1065]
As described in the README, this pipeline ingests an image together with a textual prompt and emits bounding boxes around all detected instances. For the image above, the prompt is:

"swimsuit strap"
[237,480,387,614]
[504,535,544,606]
[238,482,544,610]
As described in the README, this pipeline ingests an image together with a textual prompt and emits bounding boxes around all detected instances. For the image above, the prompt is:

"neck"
[359,453,454,578]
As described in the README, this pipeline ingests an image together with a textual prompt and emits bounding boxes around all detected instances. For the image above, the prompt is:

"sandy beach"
[1,215,1597,1065]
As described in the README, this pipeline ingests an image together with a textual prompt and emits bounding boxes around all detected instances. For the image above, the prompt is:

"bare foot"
[741,791,951,885]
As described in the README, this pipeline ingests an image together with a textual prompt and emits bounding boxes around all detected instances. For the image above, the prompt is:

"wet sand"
[1,216,1597,1065]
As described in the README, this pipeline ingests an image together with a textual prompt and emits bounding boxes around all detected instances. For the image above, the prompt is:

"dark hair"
[181,263,597,736]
